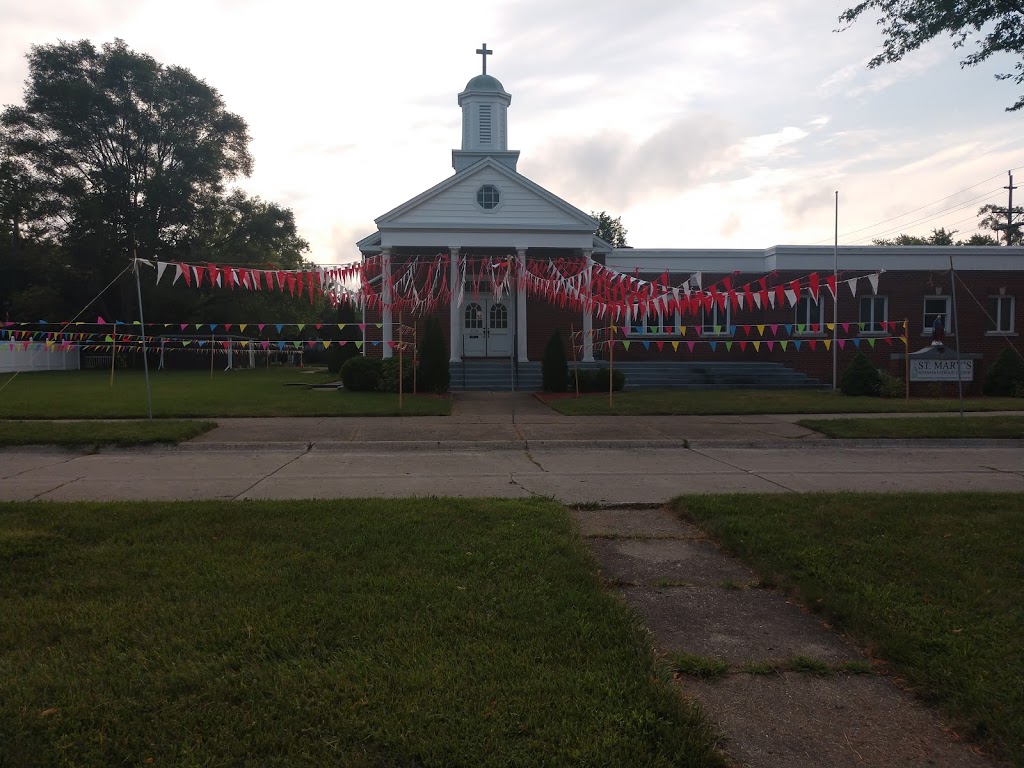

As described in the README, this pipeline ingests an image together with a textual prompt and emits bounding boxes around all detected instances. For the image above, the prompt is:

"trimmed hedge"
[340,356,381,392]
[377,358,415,393]
[571,368,626,392]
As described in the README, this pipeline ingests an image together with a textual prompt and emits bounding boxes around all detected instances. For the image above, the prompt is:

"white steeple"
[452,44,520,172]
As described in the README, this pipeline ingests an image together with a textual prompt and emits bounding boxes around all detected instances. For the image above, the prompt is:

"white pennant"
[847,277,859,297]
[767,290,777,309]
[868,272,880,294]
[736,293,745,310]
[172,264,183,286]
[785,288,797,307]
[156,261,167,285]
[752,291,762,310]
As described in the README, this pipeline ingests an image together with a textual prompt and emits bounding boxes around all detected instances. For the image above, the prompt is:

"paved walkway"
[576,506,996,767]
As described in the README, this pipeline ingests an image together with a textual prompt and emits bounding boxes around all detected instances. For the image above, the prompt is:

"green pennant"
[725,341,733,351]
[355,341,363,349]
[780,341,789,350]
[621,340,631,351]
[797,324,805,333]
[867,338,876,348]
[297,324,305,332]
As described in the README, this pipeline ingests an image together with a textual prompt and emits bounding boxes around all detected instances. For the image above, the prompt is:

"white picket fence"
[0,343,81,373]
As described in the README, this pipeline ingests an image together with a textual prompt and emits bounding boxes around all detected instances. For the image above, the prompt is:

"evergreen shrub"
[840,353,881,396]
[542,330,569,392]
[340,356,381,392]
[983,348,1024,396]
[417,317,449,393]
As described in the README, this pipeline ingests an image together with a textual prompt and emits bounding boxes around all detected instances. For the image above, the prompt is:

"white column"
[516,248,528,362]
[582,249,595,362]
[449,247,462,362]
[381,248,393,359]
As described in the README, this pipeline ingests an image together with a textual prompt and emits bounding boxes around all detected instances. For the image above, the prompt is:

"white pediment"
[374,158,598,233]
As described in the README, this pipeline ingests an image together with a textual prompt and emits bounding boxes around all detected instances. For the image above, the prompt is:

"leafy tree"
[873,227,959,246]
[977,203,1023,245]
[592,211,628,248]
[1,39,252,320]
[959,232,1002,246]
[838,1,1024,111]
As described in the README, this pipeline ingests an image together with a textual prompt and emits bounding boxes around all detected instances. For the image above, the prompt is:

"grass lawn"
[0,498,722,767]
[799,415,1024,439]
[671,492,1024,764]
[548,389,1024,416]
[0,369,451,418]
[0,419,216,446]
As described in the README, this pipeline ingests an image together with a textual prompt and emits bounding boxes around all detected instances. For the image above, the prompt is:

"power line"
[812,164,1024,245]
[844,188,1005,244]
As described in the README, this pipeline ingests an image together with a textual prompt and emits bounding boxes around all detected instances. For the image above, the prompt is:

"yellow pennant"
[753,341,761,351]
[756,324,765,336]
[823,339,832,350]
[671,341,679,351]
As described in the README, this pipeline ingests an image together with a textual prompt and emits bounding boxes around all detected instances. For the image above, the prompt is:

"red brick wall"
[362,256,1024,393]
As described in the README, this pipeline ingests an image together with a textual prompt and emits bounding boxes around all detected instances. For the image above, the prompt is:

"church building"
[356,48,1024,392]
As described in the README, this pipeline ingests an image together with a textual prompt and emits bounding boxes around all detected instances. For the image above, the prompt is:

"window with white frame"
[988,295,1015,333]
[923,296,951,335]
[626,302,681,336]
[700,301,731,335]
[859,296,888,334]
[794,290,824,333]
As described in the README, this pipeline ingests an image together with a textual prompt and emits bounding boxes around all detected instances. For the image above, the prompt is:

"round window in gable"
[476,184,500,210]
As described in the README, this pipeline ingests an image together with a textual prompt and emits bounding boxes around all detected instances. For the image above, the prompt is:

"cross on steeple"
[476,43,492,75]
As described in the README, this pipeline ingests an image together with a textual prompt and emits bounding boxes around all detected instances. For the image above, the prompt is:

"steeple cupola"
[453,44,520,172]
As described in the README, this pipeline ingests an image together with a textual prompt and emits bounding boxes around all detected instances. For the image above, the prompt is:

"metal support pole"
[832,190,839,391]
[903,318,910,405]
[133,254,154,420]
[949,255,964,419]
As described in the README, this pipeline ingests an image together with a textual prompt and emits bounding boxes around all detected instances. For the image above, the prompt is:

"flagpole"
[832,190,839,391]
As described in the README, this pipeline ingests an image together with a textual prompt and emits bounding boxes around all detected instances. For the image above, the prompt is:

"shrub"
[571,367,625,392]
[840,352,881,396]
[377,357,415,393]
[340,355,381,392]
[983,347,1024,396]
[876,370,904,399]
[542,330,569,392]
[417,317,449,393]
[326,342,360,374]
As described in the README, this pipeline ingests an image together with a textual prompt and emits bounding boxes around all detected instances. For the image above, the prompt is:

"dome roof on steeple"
[462,74,508,94]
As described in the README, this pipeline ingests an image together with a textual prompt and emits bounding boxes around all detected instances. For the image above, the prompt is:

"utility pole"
[1005,170,1017,246]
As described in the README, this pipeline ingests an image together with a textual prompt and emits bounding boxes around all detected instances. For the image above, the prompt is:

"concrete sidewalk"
[3,443,1022,503]
[185,393,1024,449]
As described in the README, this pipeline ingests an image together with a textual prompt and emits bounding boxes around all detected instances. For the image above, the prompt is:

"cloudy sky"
[2,0,1021,263]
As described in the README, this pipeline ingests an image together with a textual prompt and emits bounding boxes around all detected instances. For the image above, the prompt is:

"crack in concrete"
[686,447,801,492]
[30,477,80,501]
[6,452,84,480]
[231,446,312,500]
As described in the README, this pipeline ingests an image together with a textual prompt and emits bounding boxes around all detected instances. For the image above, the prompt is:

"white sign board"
[910,359,974,382]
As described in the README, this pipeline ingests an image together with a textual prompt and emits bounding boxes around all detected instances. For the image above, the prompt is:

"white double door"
[463,297,512,357]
